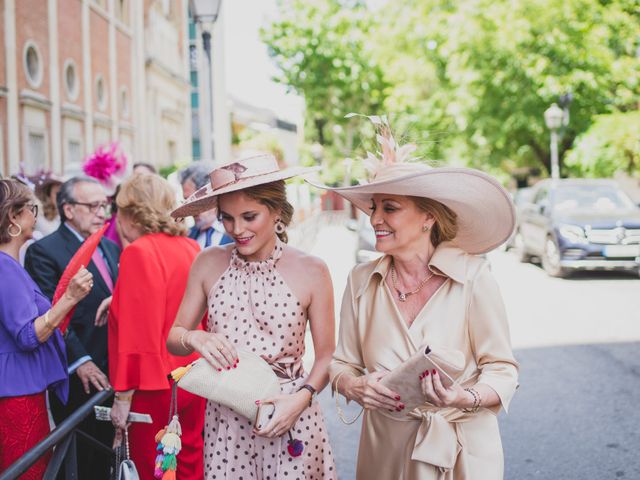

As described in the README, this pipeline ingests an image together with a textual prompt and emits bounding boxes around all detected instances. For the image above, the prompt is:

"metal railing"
[0,389,114,480]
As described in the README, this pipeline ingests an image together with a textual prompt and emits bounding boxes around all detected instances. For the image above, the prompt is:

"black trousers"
[50,373,114,480]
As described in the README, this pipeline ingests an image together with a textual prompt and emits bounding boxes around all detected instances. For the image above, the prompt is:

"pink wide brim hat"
[307,163,516,255]
[171,153,319,218]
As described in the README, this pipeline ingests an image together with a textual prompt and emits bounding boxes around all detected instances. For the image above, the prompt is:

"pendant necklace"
[390,260,433,302]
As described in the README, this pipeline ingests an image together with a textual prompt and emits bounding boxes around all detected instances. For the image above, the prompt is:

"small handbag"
[380,345,465,411]
[172,348,281,421]
[114,428,139,480]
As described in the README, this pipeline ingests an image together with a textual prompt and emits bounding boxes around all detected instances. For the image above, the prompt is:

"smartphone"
[254,402,275,430]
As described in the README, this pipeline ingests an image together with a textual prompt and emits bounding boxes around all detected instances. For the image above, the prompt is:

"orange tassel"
[154,428,167,443]
[161,470,176,480]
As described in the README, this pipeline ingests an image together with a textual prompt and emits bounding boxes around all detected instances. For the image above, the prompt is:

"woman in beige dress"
[312,119,519,479]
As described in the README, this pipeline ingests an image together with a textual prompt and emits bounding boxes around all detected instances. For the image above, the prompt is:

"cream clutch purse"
[174,349,280,421]
[380,345,465,411]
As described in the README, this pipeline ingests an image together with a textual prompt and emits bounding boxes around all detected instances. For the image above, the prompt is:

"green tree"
[375,0,640,176]
[261,0,388,184]
[564,112,640,178]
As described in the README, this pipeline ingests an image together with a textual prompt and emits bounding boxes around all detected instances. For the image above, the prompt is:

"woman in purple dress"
[0,179,94,478]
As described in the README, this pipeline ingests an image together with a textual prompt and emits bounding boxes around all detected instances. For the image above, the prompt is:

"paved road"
[300,223,640,479]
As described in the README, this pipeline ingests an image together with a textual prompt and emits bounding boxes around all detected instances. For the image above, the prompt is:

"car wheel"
[542,236,568,278]
[513,230,531,263]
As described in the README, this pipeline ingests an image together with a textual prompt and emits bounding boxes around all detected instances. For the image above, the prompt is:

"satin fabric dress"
[109,233,205,480]
[203,239,336,479]
[329,243,519,480]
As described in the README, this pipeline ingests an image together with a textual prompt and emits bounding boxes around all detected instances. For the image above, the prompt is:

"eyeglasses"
[69,201,111,214]
[25,203,38,217]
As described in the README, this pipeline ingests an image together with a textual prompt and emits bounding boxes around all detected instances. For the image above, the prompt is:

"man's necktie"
[204,227,214,248]
[91,249,113,292]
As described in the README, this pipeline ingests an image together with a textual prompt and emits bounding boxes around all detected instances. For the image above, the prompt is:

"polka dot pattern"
[204,238,336,479]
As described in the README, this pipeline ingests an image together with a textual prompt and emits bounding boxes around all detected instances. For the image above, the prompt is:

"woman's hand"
[187,330,239,370]
[344,371,404,413]
[64,266,94,304]
[95,296,112,326]
[420,369,471,408]
[254,391,309,438]
[110,397,132,430]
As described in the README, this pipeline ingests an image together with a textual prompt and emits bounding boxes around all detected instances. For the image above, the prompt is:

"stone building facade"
[0,0,192,177]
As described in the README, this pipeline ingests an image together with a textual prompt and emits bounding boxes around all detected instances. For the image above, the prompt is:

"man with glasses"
[24,176,120,480]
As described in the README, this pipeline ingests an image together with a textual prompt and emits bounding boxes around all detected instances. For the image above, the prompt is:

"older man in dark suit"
[25,176,119,480]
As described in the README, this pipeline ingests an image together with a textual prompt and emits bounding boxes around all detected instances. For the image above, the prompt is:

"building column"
[48,0,62,172]
[108,0,118,140]
[82,0,94,156]
[132,0,146,164]
[212,4,231,165]
[5,0,20,174]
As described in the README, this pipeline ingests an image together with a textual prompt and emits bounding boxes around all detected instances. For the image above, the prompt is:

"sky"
[222,0,304,124]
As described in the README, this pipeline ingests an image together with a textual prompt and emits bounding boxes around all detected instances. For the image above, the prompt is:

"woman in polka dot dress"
[168,154,337,479]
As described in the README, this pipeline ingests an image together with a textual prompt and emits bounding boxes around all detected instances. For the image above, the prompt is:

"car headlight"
[558,225,587,244]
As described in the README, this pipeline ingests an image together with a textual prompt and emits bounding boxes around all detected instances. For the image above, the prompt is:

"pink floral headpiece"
[82,142,128,185]
[345,113,417,180]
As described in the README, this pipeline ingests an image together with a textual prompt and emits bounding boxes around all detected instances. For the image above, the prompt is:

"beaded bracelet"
[43,310,53,330]
[462,387,481,413]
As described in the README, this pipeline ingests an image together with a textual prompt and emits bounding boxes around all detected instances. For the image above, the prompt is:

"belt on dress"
[271,361,304,381]
[406,407,476,472]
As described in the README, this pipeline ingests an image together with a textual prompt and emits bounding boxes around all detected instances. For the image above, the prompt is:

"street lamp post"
[544,103,565,180]
[191,0,222,162]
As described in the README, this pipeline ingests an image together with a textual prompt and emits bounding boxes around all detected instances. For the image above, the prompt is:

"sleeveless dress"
[204,239,337,480]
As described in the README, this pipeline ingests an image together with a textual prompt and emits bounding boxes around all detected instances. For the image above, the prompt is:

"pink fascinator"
[83,142,128,195]
[345,113,417,180]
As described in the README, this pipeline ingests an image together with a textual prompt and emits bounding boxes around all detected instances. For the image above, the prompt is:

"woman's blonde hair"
[241,180,294,243]
[410,196,458,247]
[116,173,186,236]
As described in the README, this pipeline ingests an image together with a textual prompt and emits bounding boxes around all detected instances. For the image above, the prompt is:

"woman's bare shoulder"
[281,244,329,274]
[191,243,234,277]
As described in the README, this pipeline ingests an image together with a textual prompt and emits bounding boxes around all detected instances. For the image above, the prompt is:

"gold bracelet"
[43,310,53,330]
[114,392,133,403]
[334,371,364,425]
[180,330,193,352]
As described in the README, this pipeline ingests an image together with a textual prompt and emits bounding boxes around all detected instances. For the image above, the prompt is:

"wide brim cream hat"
[307,115,516,255]
[171,153,319,218]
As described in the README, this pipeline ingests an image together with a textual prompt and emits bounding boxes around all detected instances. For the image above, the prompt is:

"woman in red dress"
[106,174,205,479]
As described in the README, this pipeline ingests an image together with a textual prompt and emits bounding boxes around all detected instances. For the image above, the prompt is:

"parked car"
[347,212,382,264]
[505,187,534,250]
[515,179,640,277]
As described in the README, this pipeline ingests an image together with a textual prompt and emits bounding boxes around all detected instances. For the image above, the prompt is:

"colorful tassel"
[154,412,182,479]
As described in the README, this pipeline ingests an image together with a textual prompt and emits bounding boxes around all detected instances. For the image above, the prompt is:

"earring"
[8,224,22,237]
[422,224,430,233]
[275,220,286,235]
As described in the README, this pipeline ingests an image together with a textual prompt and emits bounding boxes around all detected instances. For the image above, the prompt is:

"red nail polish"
[395,396,401,401]
[217,368,222,372]
[400,404,405,409]
[424,370,430,376]
[226,366,231,370]
[418,375,423,380]
[396,407,402,412]
[432,369,436,375]
[233,364,237,369]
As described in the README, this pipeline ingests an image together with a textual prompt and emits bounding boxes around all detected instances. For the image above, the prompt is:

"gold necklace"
[390,260,434,302]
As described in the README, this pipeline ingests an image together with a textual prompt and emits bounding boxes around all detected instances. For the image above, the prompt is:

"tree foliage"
[262,0,640,180]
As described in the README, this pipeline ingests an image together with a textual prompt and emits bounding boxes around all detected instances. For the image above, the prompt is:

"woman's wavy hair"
[0,179,33,244]
[410,196,458,248]
[116,173,186,237]
[242,180,294,243]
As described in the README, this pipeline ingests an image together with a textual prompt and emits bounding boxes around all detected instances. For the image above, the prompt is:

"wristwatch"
[298,384,317,407]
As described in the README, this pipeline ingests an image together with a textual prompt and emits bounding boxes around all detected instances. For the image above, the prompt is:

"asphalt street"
[299,222,640,480]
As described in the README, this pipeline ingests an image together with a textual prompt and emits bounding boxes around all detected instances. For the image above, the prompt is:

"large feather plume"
[345,113,416,180]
